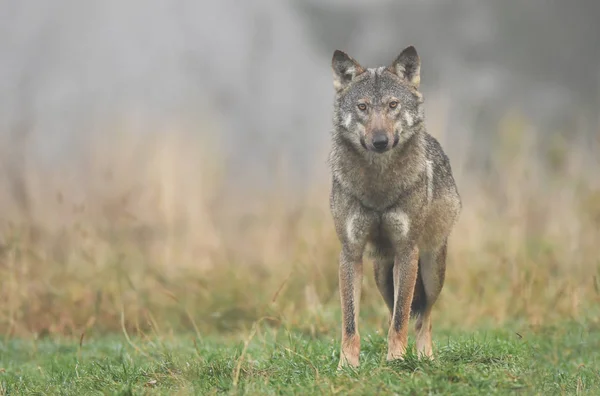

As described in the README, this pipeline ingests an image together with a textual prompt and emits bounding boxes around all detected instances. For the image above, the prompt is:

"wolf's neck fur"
[330,127,427,209]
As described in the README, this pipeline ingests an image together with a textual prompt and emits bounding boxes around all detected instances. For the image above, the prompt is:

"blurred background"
[1,0,599,337]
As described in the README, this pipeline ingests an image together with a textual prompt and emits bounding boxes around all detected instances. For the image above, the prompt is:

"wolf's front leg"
[387,245,419,361]
[338,249,363,368]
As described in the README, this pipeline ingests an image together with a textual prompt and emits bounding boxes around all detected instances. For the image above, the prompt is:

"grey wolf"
[328,46,461,368]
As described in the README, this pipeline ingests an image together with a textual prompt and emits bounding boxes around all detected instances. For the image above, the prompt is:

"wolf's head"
[331,46,424,154]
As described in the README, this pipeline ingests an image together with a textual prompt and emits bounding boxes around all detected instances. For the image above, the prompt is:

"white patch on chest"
[426,159,434,204]
[387,209,411,238]
[346,213,359,244]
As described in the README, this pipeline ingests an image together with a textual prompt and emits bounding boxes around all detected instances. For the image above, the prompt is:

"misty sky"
[1,0,598,185]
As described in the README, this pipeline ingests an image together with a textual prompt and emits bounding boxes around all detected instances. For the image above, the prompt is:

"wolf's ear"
[332,50,364,92]
[390,46,421,88]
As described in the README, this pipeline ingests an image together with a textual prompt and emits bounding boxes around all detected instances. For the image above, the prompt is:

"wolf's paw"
[417,348,434,360]
[338,336,360,369]
[337,353,359,369]
[386,351,406,362]
[386,336,407,362]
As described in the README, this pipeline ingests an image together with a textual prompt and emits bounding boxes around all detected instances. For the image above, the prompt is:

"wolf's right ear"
[390,46,421,88]
[332,50,364,92]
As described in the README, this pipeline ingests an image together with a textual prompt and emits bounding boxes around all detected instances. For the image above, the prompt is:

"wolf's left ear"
[390,46,421,88]
[332,50,365,92]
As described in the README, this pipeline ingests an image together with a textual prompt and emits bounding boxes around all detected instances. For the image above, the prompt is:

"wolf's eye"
[389,101,399,109]
[357,103,367,111]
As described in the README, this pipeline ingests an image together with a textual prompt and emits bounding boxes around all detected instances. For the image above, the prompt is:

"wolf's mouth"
[360,137,368,150]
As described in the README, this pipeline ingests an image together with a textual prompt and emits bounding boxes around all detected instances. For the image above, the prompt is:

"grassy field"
[0,116,599,394]
[1,320,599,394]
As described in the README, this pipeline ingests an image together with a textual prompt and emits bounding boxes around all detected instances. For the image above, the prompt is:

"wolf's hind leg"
[414,240,447,358]
[371,242,395,316]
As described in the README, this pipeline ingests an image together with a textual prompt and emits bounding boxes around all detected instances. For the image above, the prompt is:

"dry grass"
[0,113,599,340]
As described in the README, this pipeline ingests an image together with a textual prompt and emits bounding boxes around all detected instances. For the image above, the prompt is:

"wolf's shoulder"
[421,132,459,194]
[423,133,451,168]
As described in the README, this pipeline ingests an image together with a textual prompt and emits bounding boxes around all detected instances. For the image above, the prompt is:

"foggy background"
[1,0,599,195]
[1,0,600,340]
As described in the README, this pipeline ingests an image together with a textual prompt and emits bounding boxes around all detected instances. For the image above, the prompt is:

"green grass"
[1,321,599,395]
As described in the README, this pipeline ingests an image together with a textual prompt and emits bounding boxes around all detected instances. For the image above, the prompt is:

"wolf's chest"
[342,168,406,210]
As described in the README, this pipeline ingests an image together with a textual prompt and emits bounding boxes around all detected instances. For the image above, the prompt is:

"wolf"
[328,46,461,368]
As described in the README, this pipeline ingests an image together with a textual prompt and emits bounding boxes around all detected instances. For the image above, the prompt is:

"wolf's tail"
[410,256,427,318]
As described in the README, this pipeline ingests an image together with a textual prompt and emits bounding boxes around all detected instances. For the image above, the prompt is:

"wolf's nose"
[372,134,389,151]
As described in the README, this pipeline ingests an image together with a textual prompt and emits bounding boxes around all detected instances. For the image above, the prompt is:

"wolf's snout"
[372,133,389,152]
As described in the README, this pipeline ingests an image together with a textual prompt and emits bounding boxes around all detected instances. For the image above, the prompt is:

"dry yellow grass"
[0,113,599,339]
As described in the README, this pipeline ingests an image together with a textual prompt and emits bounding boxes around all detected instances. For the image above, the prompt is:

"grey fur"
[329,46,461,368]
